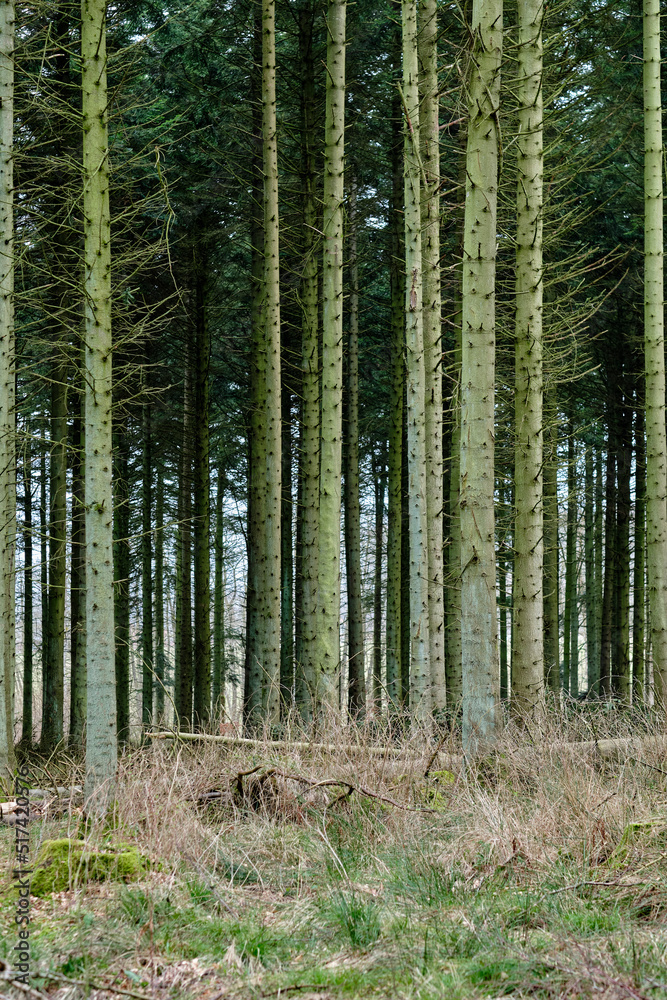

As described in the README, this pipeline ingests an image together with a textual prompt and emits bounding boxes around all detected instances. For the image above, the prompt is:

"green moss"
[31,838,146,897]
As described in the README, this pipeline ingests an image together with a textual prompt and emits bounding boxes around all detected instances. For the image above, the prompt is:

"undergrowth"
[3,702,667,998]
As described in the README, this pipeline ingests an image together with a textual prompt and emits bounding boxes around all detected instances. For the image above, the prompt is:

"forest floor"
[3,705,667,1000]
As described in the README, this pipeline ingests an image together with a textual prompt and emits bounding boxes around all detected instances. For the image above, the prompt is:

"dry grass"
[3,702,667,999]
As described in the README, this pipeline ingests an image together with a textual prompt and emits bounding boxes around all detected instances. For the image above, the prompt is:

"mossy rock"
[31,838,146,896]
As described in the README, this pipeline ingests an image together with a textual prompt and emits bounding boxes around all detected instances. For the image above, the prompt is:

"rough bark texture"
[212,465,225,714]
[386,52,404,708]
[563,420,577,696]
[113,424,130,745]
[543,389,559,697]
[260,0,281,724]
[512,0,544,716]
[633,402,646,700]
[176,353,193,728]
[141,398,153,729]
[460,0,502,751]
[69,407,86,744]
[317,0,346,711]
[21,435,32,745]
[419,0,445,713]
[403,0,430,721]
[345,180,365,718]
[0,0,14,776]
[82,0,116,811]
[295,3,319,720]
[193,254,211,727]
[154,466,165,724]
[643,0,667,700]
[280,385,294,707]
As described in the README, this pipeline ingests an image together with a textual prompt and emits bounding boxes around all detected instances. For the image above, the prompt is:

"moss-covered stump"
[31,839,146,896]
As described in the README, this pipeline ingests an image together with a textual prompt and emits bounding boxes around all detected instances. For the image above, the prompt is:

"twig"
[548,880,649,895]
[0,977,50,1000]
[183,851,241,919]
[424,730,450,778]
[40,970,154,1000]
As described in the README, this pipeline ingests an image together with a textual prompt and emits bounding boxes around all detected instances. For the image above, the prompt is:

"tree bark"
[113,422,130,745]
[633,401,646,700]
[543,389,559,697]
[345,179,365,718]
[460,0,503,751]
[563,417,577,696]
[260,0,281,724]
[419,0,445,713]
[402,0,430,721]
[154,465,165,725]
[372,451,386,714]
[21,430,32,746]
[212,465,225,715]
[317,0,346,712]
[141,397,153,729]
[512,0,544,716]
[176,350,193,729]
[193,251,211,727]
[643,0,667,701]
[281,383,294,707]
[69,404,86,744]
[82,0,116,811]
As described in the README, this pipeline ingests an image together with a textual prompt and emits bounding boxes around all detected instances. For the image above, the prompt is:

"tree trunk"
[113,423,130,745]
[402,0,430,721]
[212,465,225,715]
[193,252,211,728]
[633,402,646,700]
[260,0,281,724]
[0,0,13,780]
[386,41,404,709]
[512,0,544,716]
[460,0,503,751]
[295,1,319,721]
[563,418,577,696]
[543,390,559,697]
[317,0,346,712]
[21,431,32,746]
[245,11,265,724]
[600,441,616,697]
[69,404,86,744]
[154,465,166,725]
[141,397,153,730]
[372,451,386,714]
[643,0,667,701]
[176,352,193,729]
[82,0,116,810]
[584,444,597,695]
[42,366,67,749]
[281,383,294,707]
[345,179,365,719]
[614,386,632,702]
[419,0,445,713]
[40,416,47,738]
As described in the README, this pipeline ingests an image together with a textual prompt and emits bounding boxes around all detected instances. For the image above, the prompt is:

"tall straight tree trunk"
[69,405,86,744]
[563,419,577,696]
[260,0,282,724]
[543,391,558,696]
[245,11,264,724]
[585,444,597,695]
[213,465,225,714]
[317,0,346,712]
[193,253,211,727]
[386,45,404,708]
[141,398,153,729]
[113,424,129,745]
[445,130,467,710]
[600,441,616,697]
[498,513,509,701]
[154,466,165,725]
[419,0,445,713]
[400,410,411,705]
[402,0,430,720]
[82,0,116,810]
[280,385,294,707]
[372,451,386,713]
[512,0,544,716]
[460,0,503,751]
[0,0,13,780]
[40,418,47,737]
[614,387,632,701]
[42,368,67,749]
[633,403,646,700]
[345,179,365,718]
[176,353,193,729]
[295,1,319,721]
[643,0,667,701]
[21,434,32,745]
